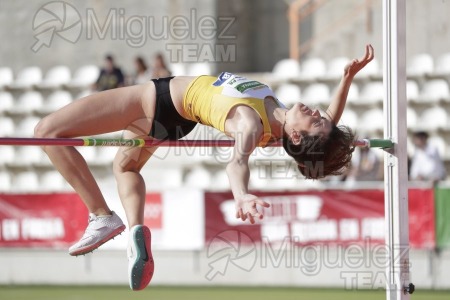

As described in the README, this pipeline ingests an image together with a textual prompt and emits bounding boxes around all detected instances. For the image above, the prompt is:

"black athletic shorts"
[149,77,197,140]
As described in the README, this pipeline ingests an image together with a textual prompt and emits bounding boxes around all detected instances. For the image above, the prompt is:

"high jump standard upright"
[382,0,414,299]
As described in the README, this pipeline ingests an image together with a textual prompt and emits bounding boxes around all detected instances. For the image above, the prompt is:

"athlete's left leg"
[113,128,157,291]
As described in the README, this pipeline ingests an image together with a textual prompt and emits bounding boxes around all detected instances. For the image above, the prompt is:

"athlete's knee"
[113,144,154,177]
[34,117,58,138]
[113,155,141,176]
[35,114,71,139]
[112,158,124,176]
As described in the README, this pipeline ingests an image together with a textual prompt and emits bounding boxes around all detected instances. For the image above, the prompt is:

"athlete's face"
[286,103,332,140]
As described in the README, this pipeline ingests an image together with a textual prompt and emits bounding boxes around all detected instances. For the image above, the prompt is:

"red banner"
[205,189,435,249]
[0,193,88,248]
[144,193,163,229]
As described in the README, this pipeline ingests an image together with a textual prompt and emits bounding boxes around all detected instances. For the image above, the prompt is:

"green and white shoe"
[127,225,154,291]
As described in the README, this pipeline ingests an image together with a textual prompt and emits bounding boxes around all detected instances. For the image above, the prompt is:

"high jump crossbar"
[0,137,393,148]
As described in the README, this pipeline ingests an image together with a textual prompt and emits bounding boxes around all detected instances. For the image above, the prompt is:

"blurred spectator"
[151,53,171,79]
[410,131,446,183]
[347,146,383,181]
[130,56,151,85]
[93,55,125,91]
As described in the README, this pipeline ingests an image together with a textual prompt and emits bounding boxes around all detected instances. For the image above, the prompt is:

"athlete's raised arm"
[225,110,270,224]
[325,44,374,124]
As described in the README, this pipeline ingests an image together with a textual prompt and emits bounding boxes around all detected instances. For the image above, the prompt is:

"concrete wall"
[308,0,450,63]
[0,0,291,74]
[215,0,292,73]
[0,248,448,290]
[1,0,450,74]
[0,0,216,75]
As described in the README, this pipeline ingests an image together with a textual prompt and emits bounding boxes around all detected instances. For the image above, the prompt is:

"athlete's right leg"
[34,84,156,215]
[34,84,157,255]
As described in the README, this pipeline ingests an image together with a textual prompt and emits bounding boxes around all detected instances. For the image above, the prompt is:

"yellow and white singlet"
[183,72,285,147]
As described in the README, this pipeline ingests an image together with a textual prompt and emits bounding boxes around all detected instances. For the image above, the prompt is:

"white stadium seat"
[68,65,99,88]
[190,146,216,165]
[40,153,53,166]
[249,172,271,190]
[39,65,71,88]
[15,116,40,137]
[75,89,93,100]
[170,63,187,76]
[40,171,66,192]
[406,80,419,102]
[211,169,229,190]
[272,58,301,80]
[0,91,14,113]
[187,63,213,76]
[141,167,183,190]
[407,107,418,129]
[0,146,15,165]
[358,109,384,132]
[13,146,43,165]
[339,109,358,128]
[359,81,384,105]
[434,53,450,76]
[417,107,448,131]
[248,146,275,164]
[96,147,117,164]
[417,79,450,103]
[299,58,326,80]
[0,117,15,136]
[184,167,212,189]
[0,172,11,191]
[38,90,72,114]
[326,57,349,79]
[266,162,303,190]
[0,67,13,88]
[76,147,97,164]
[12,171,39,192]
[407,53,434,77]
[357,58,380,78]
[275,83,301,107]
[301,83,330,106]
[342,84,360,104]
[10,66,42,89]
[9,91,44,114]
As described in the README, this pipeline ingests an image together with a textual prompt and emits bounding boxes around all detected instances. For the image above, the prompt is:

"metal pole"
[288,0,301,60]
[382,0,413,299]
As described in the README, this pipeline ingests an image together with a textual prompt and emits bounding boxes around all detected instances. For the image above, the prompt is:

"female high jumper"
[34,45,374,290]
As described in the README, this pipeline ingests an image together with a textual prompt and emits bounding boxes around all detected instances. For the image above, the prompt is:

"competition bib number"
[213,72,267,94]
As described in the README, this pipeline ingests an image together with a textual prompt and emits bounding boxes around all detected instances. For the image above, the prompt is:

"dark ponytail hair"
[283,124,356,179]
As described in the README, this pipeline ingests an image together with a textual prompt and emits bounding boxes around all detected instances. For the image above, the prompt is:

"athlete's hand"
[344,44,374,78]
[235,194,271,224]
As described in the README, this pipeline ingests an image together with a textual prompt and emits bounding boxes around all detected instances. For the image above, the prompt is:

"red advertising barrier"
[205,189,435,249]
[0,193,88,248]
[144,193,163,229]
